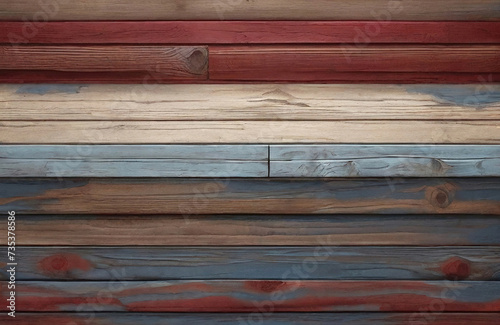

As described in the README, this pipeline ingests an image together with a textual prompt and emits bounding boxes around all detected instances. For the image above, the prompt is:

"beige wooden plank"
[0,0,499,21]
[2,84,499,121]
[0,121,498,144]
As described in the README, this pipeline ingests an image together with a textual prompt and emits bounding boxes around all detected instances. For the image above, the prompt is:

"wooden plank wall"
[1,1,500,324]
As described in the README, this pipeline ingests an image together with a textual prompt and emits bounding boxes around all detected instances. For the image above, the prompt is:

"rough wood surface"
[2,313,500,325]
[5,246,498,281]
[2,215,498,246]
[3,22,499,44]
[1,0,499,21]
[1,121,499,144]
[270,145,500,177]
[209,45,500,82]
[0,46,208,81]
[3,84,500,121]
[3,280,500,312]
[0,145,268,177]
[1,178,499,215]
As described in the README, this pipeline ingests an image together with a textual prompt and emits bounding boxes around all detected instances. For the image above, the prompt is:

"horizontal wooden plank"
[4,246,498,281]
[3,281,500,312]
[4,71,499,83]
[3,313,500,325]
[271,145,500,160]
[270,145,500,177]
[0,46,208,82]
[3,22,500,44]
[2,215,499,246]
[1,178,499,215]
[1,121,499,143]
[1,0,499,20]
[209,45,500,82]
[3,84,500,121]
[0,145,268,177]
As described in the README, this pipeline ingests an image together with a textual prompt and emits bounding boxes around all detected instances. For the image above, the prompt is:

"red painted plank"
[3,281,500,312]
[0,45,208,82]
[2,21,499,44]
[209,45,500,82]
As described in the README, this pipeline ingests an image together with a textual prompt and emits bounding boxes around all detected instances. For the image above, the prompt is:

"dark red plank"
[0,45,208,82]
[3,281,500,312]
[209,45,500,82]
[2,21,499,44]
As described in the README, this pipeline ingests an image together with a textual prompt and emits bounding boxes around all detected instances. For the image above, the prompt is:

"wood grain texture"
[1,0,499,21]
[1,178,499,215]
[0,145,268,177]
[1,121,499,144]
[2,313,500,325]
[2,215,499,246]
[3,281,500,312]
[0,46,208,82]
[209,45,500,82]
[270,145,500,177]
[5,246,499,281]
[4,71,499,83]
[3,84,500,121]
[3,21,500,44]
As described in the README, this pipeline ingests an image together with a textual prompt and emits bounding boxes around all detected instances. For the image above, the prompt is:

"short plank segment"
[270,145,500,177]
[1,0,499,20]
[0,46,208,82]
[1,121,499,143]
[2,313,500,325]
[2,215,498,246]
[3,84,500,121]
[209,45,500,82]
[2,22,500,44]
[1,178,499,214]
[4,246,498,281]
[2,281,500,312]
[0,145,268,177]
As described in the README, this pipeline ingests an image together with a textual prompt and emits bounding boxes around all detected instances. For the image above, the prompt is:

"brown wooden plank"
[2,281,500,312]
[1,0,499,21]
[1,178,499,215]
[3,84,500,121]
[0,46,208,82]
[7,246,500,280]
[1,121,499,144]
[2,21,500,44]
[3,313,500,325]
[209,45,500,82]
[1,214,499,246]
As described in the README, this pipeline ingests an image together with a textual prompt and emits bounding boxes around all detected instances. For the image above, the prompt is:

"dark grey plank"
[0,145,268,177]
[5,246,499,281]
[270,145,500,177]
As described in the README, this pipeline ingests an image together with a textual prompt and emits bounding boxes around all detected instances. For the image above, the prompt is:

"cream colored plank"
[0,121,498,144]
[1,84,499,121]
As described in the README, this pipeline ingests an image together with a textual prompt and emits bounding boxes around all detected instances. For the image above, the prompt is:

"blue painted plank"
[0,145,268,177]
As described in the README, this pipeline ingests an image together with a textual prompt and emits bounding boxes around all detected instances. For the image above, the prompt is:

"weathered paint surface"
[3,246,498,281]
[2,215,499,246]
[2,313,500,325]
[3,281,500,312]
[0,145,268,177]
[1,178,498,214]
[15,84,84,95]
